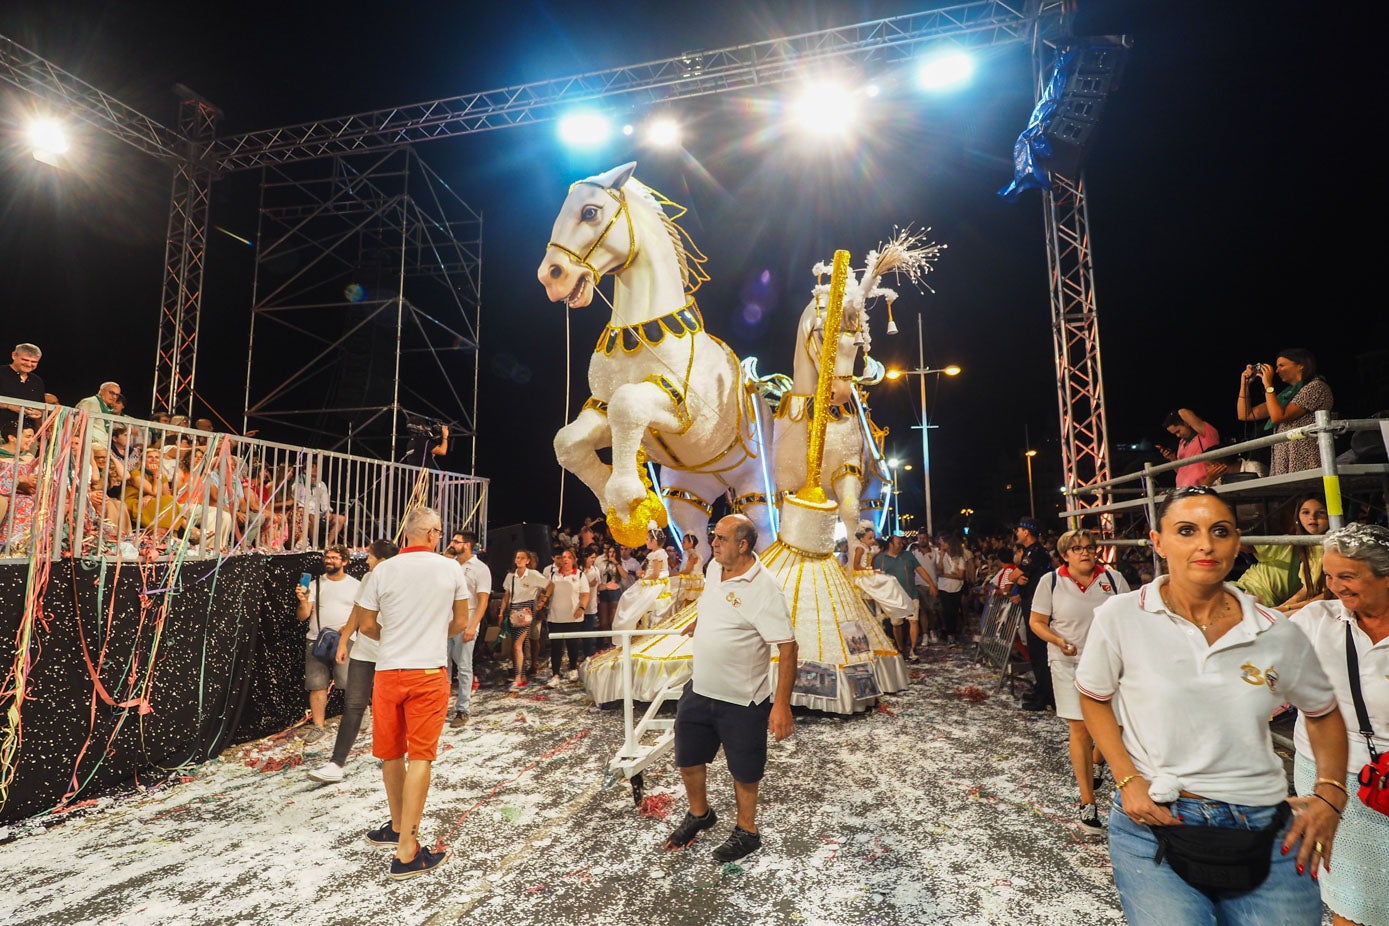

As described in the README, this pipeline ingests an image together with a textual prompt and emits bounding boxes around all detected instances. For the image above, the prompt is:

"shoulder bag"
[1346,623,1389,816]
[309,577,340,666]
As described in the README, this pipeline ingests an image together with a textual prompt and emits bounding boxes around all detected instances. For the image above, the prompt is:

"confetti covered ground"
[0,645,1317,926]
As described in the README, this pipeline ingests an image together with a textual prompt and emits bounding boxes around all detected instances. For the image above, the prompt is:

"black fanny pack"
[1151,802,1290,893]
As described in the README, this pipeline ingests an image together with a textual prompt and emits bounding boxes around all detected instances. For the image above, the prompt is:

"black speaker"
[486,522,552,574]
[1042,36,1131,177]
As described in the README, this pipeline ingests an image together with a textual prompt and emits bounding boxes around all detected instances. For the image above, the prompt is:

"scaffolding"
[241,148,481,468]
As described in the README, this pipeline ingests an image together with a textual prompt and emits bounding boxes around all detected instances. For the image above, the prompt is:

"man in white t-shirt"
[356,506,473,881]
[663,514,797,864]
[293,460,345,550]
[293,544,361,744]
[445,529,491,726]
[911,531,941,636]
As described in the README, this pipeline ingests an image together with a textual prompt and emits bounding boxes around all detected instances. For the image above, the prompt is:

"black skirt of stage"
[0,553,350,824]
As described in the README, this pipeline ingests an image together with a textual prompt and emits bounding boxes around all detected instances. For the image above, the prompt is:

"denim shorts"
[1108,791,1321,925]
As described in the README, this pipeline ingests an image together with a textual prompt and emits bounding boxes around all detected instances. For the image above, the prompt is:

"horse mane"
[626,180,710,295]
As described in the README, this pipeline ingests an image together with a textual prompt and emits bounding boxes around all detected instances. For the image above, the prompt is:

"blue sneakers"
[389,845,451,880]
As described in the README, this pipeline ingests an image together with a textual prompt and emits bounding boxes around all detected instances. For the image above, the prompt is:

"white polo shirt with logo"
[546,571,591,625]
[1075,577,1337,805]
[1291,598,1389,769]
[692,557,795,706]
[1030,566,1129,660]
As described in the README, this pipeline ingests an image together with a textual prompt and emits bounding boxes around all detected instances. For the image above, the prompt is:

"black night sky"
[0,1,1380,534]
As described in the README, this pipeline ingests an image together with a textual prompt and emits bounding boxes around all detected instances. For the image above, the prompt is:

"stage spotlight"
[622,124,635,136]
[28,118,70,165]
[787,81,859,138]
[645,118,680,148]
[917,51,975,90]
[558,112,612,147]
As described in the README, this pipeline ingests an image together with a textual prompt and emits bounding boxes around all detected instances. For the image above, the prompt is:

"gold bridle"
[546,182,638,284]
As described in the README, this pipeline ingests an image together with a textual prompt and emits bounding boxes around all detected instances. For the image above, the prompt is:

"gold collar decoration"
[596,300,703,356]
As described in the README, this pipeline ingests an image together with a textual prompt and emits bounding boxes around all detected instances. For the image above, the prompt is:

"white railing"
[0,397,487,562]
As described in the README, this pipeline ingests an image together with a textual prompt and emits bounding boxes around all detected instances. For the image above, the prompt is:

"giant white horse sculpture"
[774,235,943,536]
[537,163,777,556]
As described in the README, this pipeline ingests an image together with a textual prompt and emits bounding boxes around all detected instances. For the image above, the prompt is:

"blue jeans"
[447,634,475,715]
[1109,791,1321,926]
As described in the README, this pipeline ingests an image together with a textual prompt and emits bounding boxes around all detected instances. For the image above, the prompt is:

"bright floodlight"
[788,81,859,137]
[942,364,962,376]
[558,112,612,147]
[645,118,681,148]
[917,52,975,90]
[28,118,70,160]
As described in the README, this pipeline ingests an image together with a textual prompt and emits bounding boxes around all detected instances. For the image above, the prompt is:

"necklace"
[1193,596,1237,631]
[1161,586,1235,631]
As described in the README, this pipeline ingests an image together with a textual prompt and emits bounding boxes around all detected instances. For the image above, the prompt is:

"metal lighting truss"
[153,90,219,418]
[1031,2,1116,522]
[3,0,1115,507]
[206,1,1034,171]
[242,147,481,466]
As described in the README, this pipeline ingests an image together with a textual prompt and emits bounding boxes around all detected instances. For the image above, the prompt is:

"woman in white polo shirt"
[1290,523,1389,926]
[1076,485,1347,925]
[1029,528,1128,837]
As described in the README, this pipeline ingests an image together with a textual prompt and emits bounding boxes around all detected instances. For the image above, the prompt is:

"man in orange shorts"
[356,506,474,880]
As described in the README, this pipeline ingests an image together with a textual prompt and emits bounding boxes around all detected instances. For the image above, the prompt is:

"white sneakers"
[307,761,344,783]
[545,675,561,689]
[566,669,579,681]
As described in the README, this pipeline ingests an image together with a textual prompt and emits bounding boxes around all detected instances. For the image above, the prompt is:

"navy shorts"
[673,684,773,783]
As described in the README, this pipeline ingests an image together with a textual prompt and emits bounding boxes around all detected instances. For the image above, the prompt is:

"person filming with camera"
[1236,349,1334,475]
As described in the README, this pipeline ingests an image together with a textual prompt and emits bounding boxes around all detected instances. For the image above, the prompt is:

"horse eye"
[581,205,599,221]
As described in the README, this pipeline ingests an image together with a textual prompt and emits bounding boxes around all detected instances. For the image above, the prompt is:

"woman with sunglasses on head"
[1029,529,1130,837]
[1289,524,1389,926]
[1076,485,1347,925]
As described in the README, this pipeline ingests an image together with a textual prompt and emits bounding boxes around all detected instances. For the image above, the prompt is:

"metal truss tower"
[1029,2,1116,518]
[153,89,219,418]
[242,148,481,466]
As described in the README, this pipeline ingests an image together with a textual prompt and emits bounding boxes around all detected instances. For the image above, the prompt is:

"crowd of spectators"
[0,341,357,558]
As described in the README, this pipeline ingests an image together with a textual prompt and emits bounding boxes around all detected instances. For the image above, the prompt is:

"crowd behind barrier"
[0,396,488,563]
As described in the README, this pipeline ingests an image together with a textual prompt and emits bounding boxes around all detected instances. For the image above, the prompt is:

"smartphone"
[299,572,312,590]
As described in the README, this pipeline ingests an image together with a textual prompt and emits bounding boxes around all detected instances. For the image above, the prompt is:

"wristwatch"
[1264,386,1275,393]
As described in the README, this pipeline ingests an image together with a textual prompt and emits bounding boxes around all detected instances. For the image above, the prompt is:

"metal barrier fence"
[0,397,487,561]
[1060,411,1389,565]
[972,587,1032,696]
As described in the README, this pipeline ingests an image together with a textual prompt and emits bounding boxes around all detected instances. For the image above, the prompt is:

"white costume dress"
[612,547,674,632]
[672,549,704,610]
[848,538,914,623]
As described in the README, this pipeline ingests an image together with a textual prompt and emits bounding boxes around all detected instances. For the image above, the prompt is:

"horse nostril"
[548,264,563,280]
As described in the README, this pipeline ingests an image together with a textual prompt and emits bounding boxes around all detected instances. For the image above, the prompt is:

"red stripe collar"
[399,545,435,554]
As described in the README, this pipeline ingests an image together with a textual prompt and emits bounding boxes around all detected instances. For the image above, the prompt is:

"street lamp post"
[885,314,960,539]
[1024,449,1038,519]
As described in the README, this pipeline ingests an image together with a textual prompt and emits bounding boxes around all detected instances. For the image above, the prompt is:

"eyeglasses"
[1069,544,1098,553]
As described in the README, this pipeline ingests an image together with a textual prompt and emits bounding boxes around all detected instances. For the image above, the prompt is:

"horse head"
[537,162,639,309]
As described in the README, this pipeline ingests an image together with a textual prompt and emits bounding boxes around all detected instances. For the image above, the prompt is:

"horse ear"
[600,161,638,191]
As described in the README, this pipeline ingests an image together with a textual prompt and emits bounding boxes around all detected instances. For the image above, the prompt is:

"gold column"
[800,249,850,502]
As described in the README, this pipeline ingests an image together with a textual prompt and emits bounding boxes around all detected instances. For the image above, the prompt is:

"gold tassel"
[885,296,898,335]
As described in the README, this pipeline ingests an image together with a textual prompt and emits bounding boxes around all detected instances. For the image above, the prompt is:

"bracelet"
[1315,777,1351,797]
[1309,792,1343,816]
[1114,774,1141,790]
